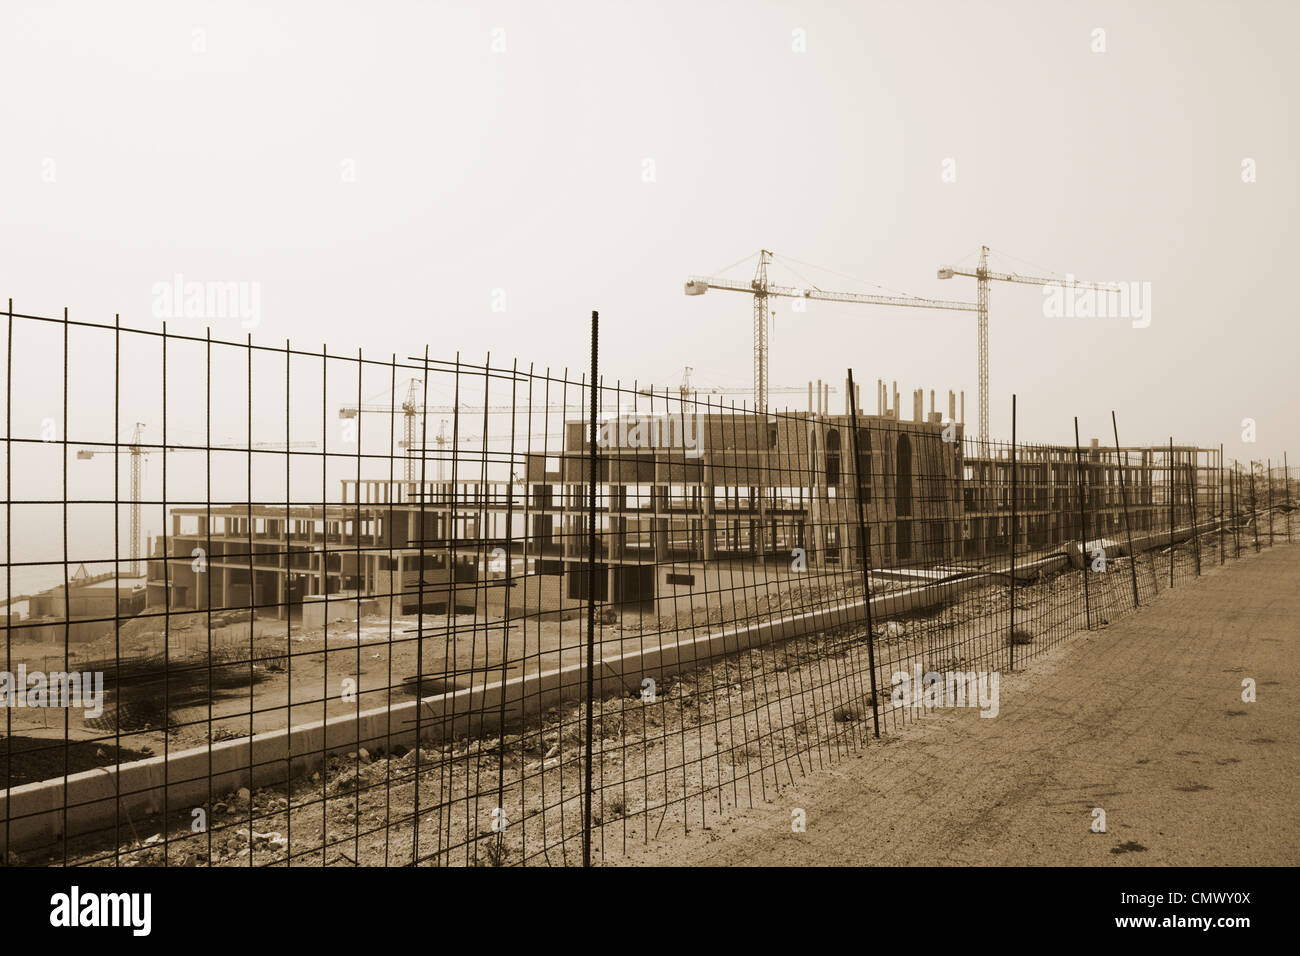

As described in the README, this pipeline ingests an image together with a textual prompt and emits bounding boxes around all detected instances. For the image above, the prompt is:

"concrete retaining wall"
[0,547,1091,854]
[1065,520,1219,569]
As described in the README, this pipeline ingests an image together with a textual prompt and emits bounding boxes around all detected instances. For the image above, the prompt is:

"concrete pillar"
[609,485,626,561]
[395,555,404,613]
[652,463,669,561]
[702,463,716,561]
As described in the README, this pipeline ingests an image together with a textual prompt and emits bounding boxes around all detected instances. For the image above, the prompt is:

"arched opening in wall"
[825,526,840,562]
[896,433,913,561]
[856,427,871,503]
[896,434,912,515]
[826,429,841,488]
[897,520,911,562]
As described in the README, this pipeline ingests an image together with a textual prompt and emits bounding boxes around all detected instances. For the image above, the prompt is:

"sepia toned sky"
[0,0,1296,579]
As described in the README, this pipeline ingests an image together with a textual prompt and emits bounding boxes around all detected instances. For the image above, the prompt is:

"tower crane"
[340,379,585,480]
[637,365,832,404]
[938,245,1119,442]
[429,420,477,483]
[411,420,559,482]
[75,423,316,575]
[685,250,976,412]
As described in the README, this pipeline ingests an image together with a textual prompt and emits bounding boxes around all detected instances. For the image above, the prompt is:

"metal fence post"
[1074,417,1091,629]
[846,369,881,739]
[583,310,598,868]
[1009,395,1018,669]
[1287,451,1292,543]
[1233,461,1241,558]
[1190,453,1201,576]
[1219,444,1225,565]
[1250,461,1260,553]
[1111,411,1140,607]
[1268,457,1275,547]
[1169,438,1176,586]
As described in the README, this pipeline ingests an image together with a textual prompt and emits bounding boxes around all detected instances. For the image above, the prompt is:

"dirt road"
[620,544,1299,866]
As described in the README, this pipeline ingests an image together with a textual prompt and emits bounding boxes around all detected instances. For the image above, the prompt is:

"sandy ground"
[24,533,1216,867]
[13,527,1282,866]
[616,542,1300,866]
[6,572,893,758]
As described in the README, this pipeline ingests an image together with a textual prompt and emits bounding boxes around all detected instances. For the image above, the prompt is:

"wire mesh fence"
[0,306,1293,866]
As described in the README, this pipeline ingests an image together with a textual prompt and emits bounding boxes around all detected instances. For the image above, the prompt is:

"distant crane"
[341,379,584,480]
[938,245,1119,441]
[75,423,315,576]
[685,250,976,412]
[428,419,478,482]
[411,420,557,482]
[637,365,829,404]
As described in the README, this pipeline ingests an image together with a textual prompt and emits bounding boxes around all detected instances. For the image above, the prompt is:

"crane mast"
[753,250,771,412]
[976,246,990,444]
[128,422,144,575]
[939,245,1119,442]
[401,379,421,480]
[77,427,314,577]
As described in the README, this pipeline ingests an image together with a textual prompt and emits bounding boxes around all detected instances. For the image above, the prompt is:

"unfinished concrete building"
[142,384,1218,622]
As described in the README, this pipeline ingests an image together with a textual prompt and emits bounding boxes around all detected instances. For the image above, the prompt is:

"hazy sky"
[1,0,1295,459]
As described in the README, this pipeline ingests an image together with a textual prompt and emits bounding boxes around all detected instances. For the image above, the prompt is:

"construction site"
[139,388,1215,621]
[0,246,1294,867]
[0,11,1295,953]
